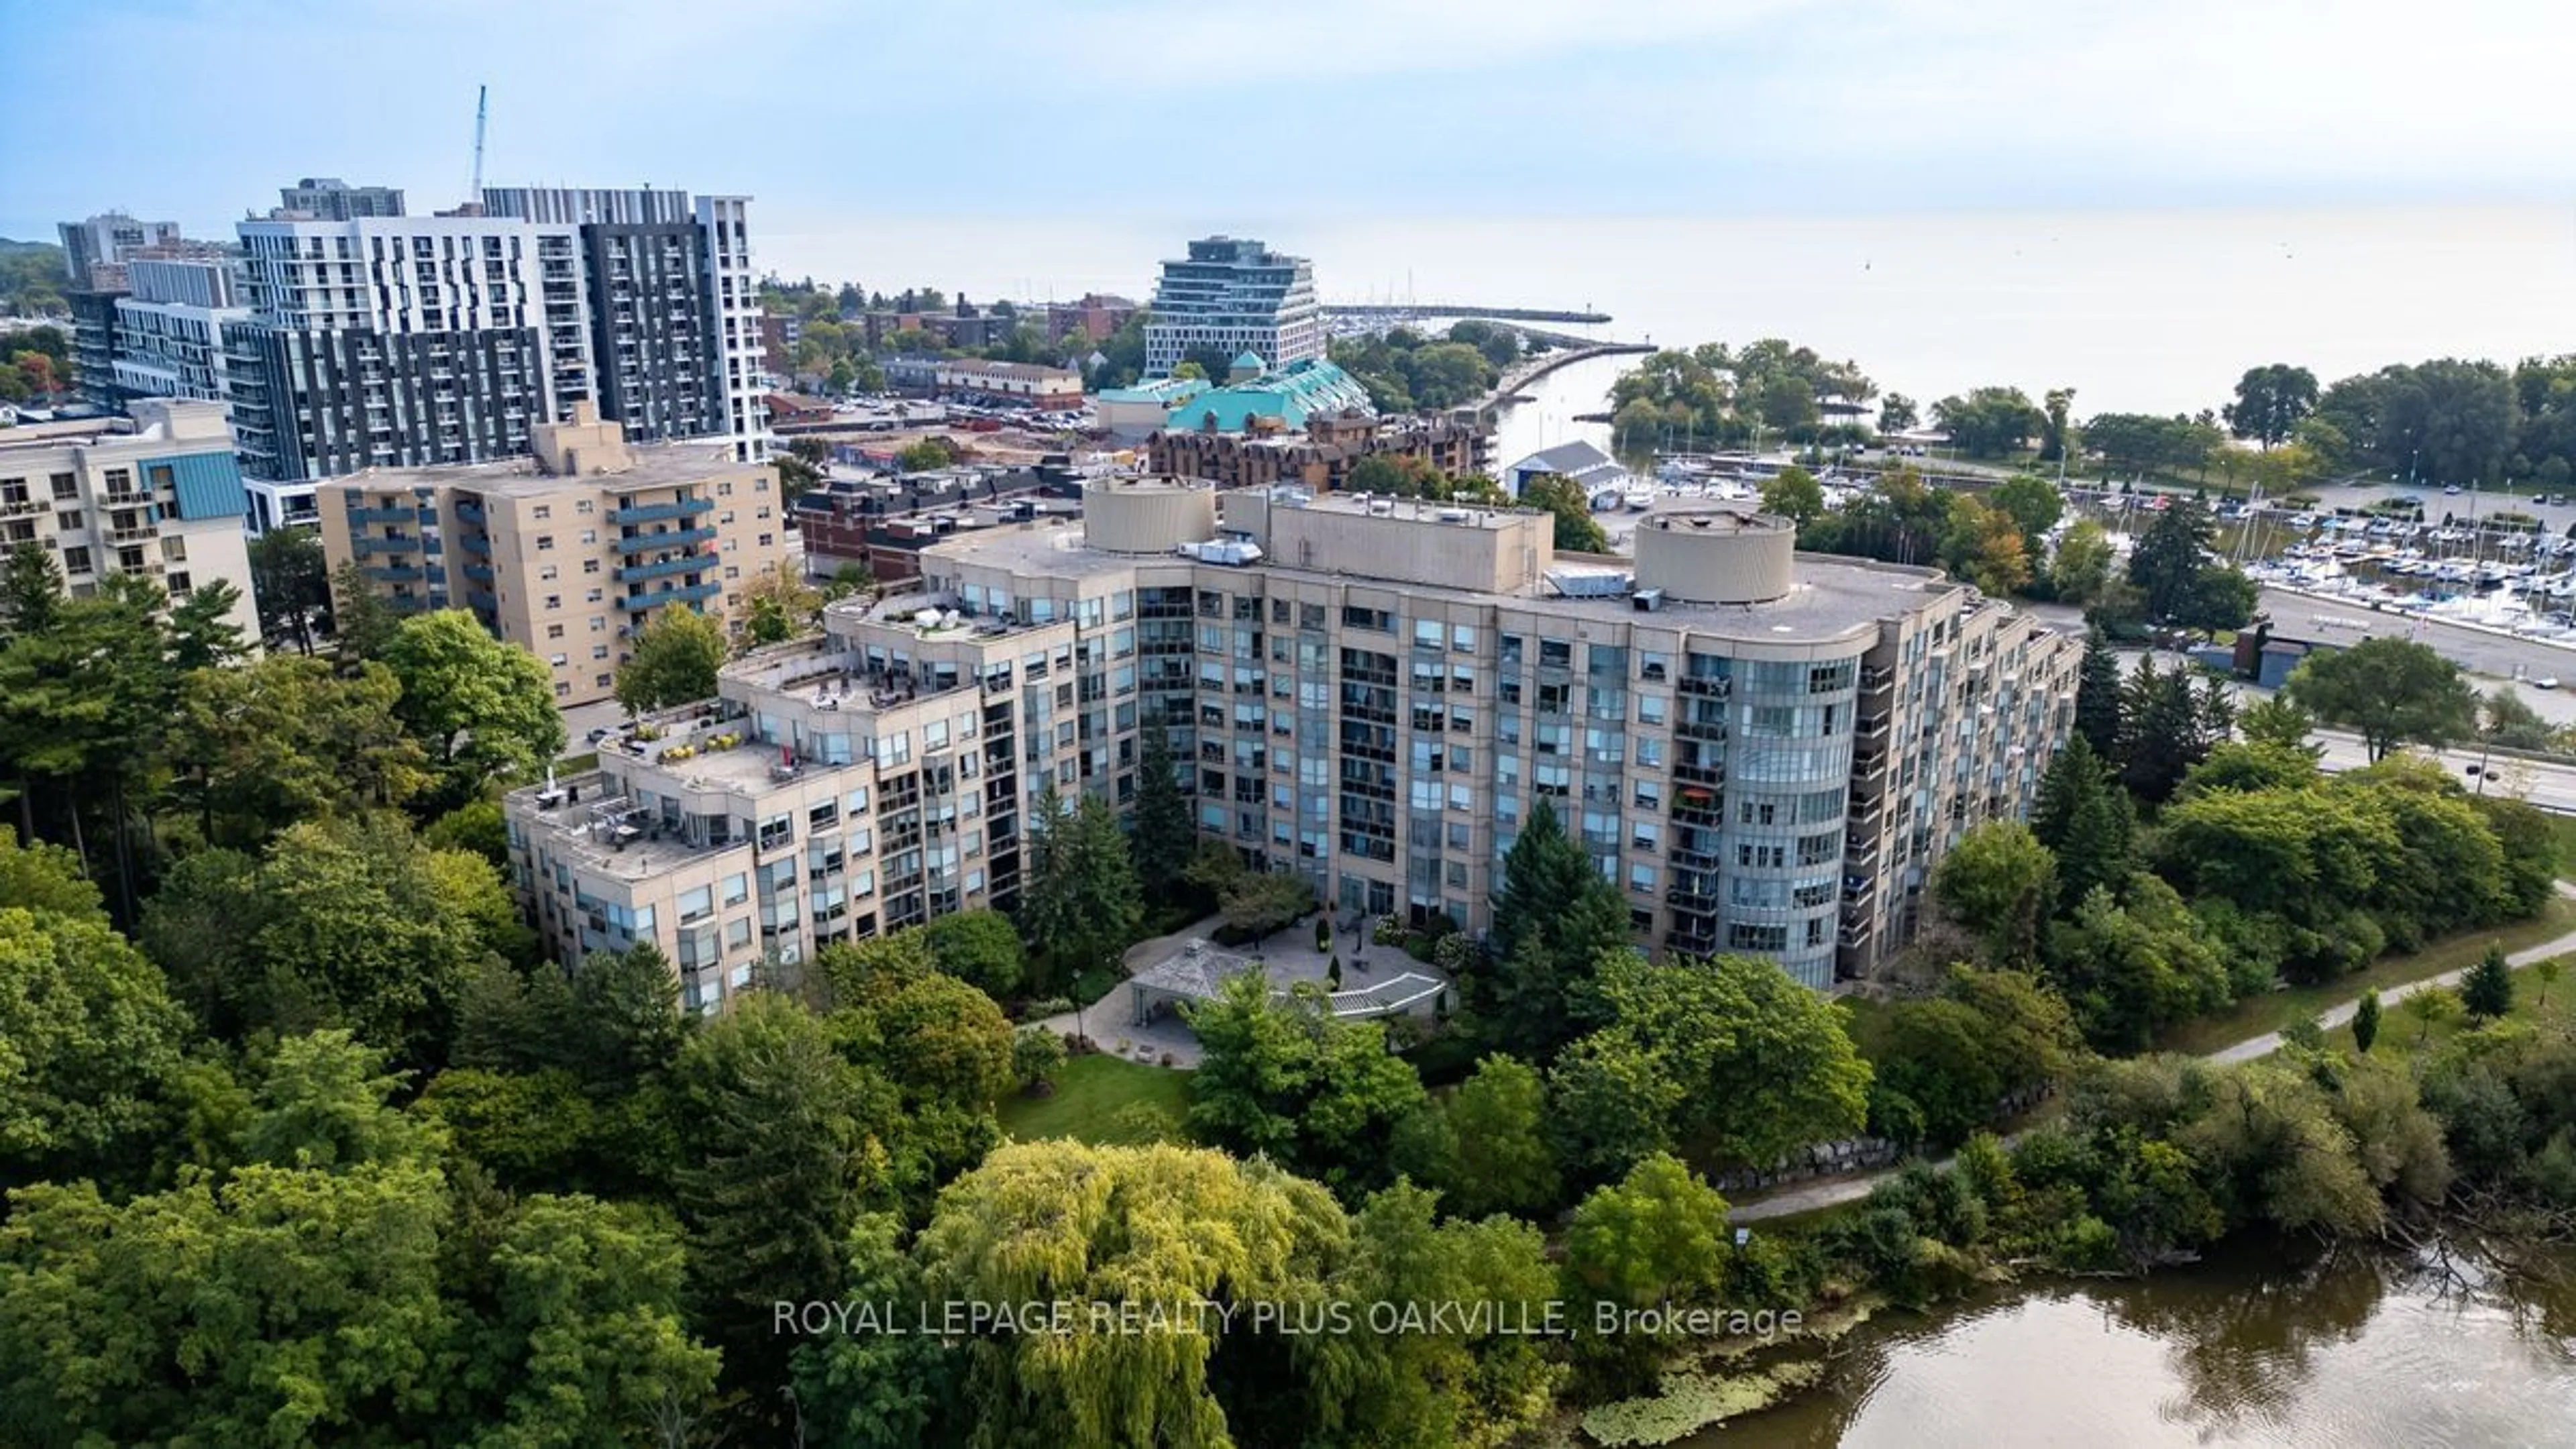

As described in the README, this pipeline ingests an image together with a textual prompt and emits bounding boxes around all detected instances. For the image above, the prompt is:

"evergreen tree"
[2352,989,2381,1055]
[2074,628,2124,758]
[1016,787,1143,1000]
[1475,799,1631,1060]
[2031,739,2134,908]
[1129,717,1194,900]
[2461,945,2514,1022]
[2118,655,2221,804]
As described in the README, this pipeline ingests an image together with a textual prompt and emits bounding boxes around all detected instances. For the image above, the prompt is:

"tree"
[1218,867,1315,945]
[2239,694,2322,757]
[1563,1152,1731,1384]
[382,609,564,804]
[2071,631,2125,762]
[2118,655,2232,804]
[0,893,189,1192]
[859,969,1017,1110]
[2283,636,2478,762]
[1016,787,1142,1000]
[2031,736,2134,909]
[2038,388,2077,464]
[912,1140,1342,1448]
[2461,945,2514,1022]
[1548,1032,1684,1187]
[1933,386,2039,458]
[1937,494,2031,595]
[919,908,1026,1000]
[1521,473,1609,553]
[2353,989,2381,1055]
[248,527,331,653]
[166,578,249,672]
[2481,686,2561,752]
[142,813,523,1067]
[896,437,957,472]
[614,603,726,716]
[1131,716,1195,898]
[733,559,824,647]
[2402,985,2463,1044]
[1187,975,1426,1195]
[1759,464,1827,529]
[676,992,894,1411]
[1989,474,2065,543]
[328,559,399,661]
[167,655,429,847]
[1475,798,1631,1060]
[1580,951,1872,1171]
[473,1193,722,1442]
[1935,822,2057,965]
[1427,1054,1560,1219]
[2127,497,2231,627]
[1876,392,1919,435]
[2225,364,2321,448]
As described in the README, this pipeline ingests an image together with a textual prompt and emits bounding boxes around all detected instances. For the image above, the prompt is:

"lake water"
[1695,1240,2576,1448]
[770,206,2576,418]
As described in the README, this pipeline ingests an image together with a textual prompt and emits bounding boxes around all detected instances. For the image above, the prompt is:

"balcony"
[462,562,494,583]
[454,500,486,525]
[458,532,491,555]
[353,535,419,556]
[616,552,708,584]
[366,564,425,583]
[614,525,716,555]
[610,497,714,525]
[347,504,431,526]
[615,580,721,610]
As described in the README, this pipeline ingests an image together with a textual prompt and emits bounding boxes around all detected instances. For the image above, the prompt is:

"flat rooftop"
[506,771,751,881]
[922,508,1961,643]
[331,439,755,498]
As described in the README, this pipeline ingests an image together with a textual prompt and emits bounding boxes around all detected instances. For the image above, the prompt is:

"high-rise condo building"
[0,398,260,641]
[275,177,408,220]
[317,402,791,706]
[57,211,182,287]
[504,480,2078,1006]
[1144,236,1324,378]
[221,185,766,494]
[221,211,593,498]
[479,187,767,462]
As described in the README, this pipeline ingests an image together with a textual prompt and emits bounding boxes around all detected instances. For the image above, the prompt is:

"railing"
[347,505,431,525]
[365,564,425,583]
[458,532,490,555]
[614,525,716,555]
[353,535,419,555]
[614,581,721,610]
[462,562,494,583]
[610,498,714,525]
[616,553,708,584]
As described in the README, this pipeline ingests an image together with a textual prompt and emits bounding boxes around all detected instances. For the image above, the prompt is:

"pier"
[1326,303,1612,326]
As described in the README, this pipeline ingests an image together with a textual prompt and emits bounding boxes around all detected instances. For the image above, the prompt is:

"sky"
[7,0,2571,293]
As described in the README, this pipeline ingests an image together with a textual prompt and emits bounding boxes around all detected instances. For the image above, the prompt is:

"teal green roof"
[1231,350,1265,370]
[1099,376,1210,405]
[1165,358,1376,434]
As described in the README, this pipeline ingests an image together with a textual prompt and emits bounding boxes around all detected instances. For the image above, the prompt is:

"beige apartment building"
[0,397,260,641]
[319,403,791,705]
[505,477,2078,1002]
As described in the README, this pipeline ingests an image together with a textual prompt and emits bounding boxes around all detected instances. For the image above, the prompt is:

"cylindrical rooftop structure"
[1632,508,1796,604]
[1082,476,1218,553]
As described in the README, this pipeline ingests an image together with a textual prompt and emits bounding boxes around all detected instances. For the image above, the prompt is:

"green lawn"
[2153,896,2576,1057]
[2358,950,2576,1059]
[998,1054,1192,1147]
[2550,814,2576,876]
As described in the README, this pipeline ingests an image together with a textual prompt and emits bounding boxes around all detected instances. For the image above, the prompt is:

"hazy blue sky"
[11,0,2569,282]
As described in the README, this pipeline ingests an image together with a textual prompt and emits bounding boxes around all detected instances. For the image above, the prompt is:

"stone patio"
[1031,910,1452,1070]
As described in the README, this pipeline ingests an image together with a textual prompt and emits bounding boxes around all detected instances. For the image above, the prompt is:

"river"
[1689,1239,2576,1448]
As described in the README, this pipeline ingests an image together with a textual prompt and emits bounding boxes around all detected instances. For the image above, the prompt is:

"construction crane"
[468,85,488,206]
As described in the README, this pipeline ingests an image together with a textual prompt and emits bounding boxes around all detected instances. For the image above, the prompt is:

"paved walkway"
[1733,881,2576,1223]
